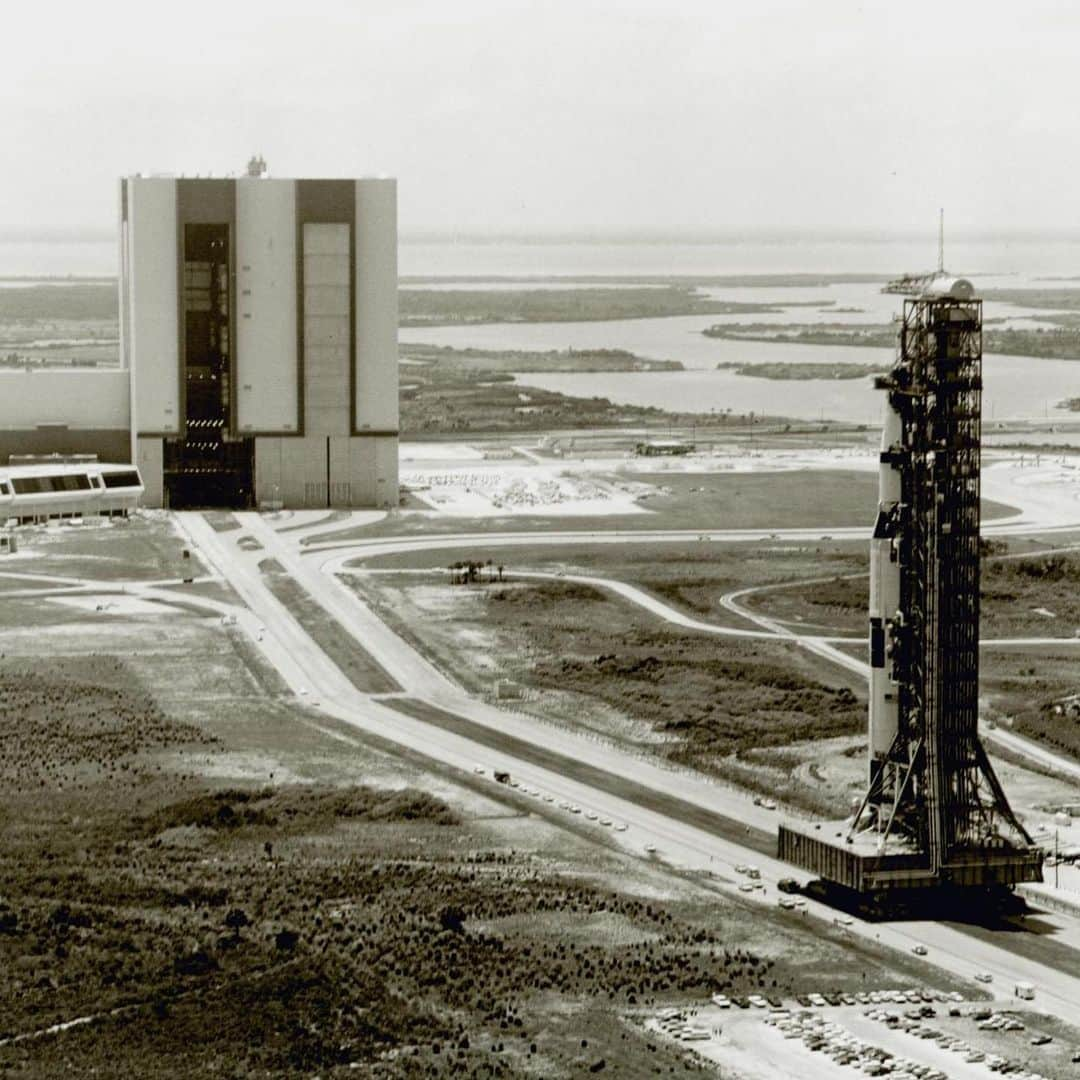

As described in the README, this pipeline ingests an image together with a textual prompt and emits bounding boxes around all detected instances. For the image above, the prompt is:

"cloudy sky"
[3,0,1077,232]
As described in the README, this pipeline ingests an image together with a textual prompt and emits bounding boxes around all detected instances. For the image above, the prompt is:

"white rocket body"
[869,401,902,770]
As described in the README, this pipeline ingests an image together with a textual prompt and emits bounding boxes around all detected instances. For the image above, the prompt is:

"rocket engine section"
[868,403,902,787]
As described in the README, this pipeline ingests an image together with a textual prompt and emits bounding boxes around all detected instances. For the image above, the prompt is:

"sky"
[3,0,1079,233]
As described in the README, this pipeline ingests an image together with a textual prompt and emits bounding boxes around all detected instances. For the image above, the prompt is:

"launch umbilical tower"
[779,277,1043,894]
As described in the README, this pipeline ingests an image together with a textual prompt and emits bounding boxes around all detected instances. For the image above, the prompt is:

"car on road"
[1030,1034,1052,1046]
[585,811,598,820]
[710,993,731,1008]
[777,877,800,893]
[911,944,928,956]
[973,971,993,983]
[739,883,754,892]
[644,844,657,854]
[473,765,485,774]
[614,822,627,831]
[599,817,613,826]
[778,897,797,909]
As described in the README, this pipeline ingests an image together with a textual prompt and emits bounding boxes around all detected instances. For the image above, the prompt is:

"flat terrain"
[321,465,1016,543]
[346,568,865,815]
[399,285,818,327]
[398,344,800,435]
[0,283,119,368]
[345,533,1080,813]
[0,513,997,1077]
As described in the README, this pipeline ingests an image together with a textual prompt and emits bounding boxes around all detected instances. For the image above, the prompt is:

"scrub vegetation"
[399,285,821,327]
[0,643,933,1077]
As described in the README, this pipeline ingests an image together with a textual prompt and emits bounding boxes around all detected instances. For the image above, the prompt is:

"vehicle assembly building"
[122,174,399,509]
[779,276,1043,896]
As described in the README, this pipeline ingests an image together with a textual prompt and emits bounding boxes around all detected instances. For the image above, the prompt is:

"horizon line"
[4,223,1080,244]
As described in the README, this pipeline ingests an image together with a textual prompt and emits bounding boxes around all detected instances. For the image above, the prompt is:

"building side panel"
[374,435,398,507]
[136,436,164,508]
[254,435,328,508]
[354,179,398,433]
[302,224,350,437]
[236,179,298,434]
[129,179,179,435]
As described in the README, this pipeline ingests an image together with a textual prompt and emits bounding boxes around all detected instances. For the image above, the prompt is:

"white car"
[644,844,657,854]
[613,822,627,832]
[473,765,485,774]
[973,972,993,984]
[585,811,598,820]
[599,818,613,827]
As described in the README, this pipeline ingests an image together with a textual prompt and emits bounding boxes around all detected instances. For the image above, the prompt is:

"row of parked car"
[762,1011,947,1078]
[654,1008,714,1044]
[710,986,962,1012]
[865,1004,1065,1078]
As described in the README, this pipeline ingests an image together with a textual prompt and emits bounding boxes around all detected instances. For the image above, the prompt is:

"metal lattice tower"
[853,294,1033,880]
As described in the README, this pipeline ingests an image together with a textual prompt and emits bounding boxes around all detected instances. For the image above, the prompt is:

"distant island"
[716,360,889,381]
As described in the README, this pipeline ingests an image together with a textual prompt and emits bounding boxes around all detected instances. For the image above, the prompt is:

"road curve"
[155,511,1080,1022]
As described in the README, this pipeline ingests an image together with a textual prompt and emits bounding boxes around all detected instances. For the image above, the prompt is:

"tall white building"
[120,175,399,509]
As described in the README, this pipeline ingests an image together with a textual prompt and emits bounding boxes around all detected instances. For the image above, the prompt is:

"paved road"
[159,511,1080,1023]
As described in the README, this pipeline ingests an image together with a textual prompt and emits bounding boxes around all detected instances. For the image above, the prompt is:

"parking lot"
[641,988,1079,1080]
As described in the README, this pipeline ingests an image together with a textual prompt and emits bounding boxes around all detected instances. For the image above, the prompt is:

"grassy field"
[0,283,119,368]
[715,360,890,380]
[704,315,1080,362]
[322,467,1015,546]
[398,343,799,436]
[347,571,866,808]
[349,536,1080,773]
[399,285,825,327]
[0,525,965,1074]
[1,514,208,582]
[402,344,683,373]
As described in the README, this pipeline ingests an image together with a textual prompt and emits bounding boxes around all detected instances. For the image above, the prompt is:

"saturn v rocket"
[778,275,1042,893]
[868,400,902,789]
